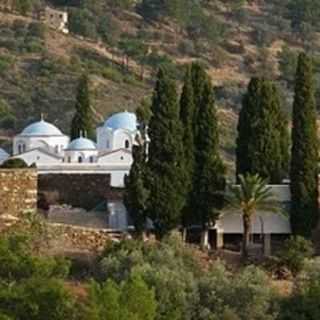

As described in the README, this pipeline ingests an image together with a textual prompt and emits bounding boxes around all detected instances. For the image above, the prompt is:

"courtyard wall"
[38,173,122,210]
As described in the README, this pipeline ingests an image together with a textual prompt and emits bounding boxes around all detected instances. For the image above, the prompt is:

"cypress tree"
[191,63,208,134]
[236,78,262,179]
[124,144,149,237]
[276,90,290,179]
[180,66,196,227]
[192,79,226,234]
[290,53,319,237]
[251,80,283,183]
[71,74,94,140]
[236,78,289,183]
[146,68,185,238]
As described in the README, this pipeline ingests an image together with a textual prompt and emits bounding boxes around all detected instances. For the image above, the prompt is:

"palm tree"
[225,174,278,258]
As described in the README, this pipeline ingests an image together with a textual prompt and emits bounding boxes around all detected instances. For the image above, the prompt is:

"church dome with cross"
[97,111,139,152]
[13,115,69,158]
[64,134,98,163]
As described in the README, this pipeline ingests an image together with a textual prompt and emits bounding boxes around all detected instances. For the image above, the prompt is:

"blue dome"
[66,137,96,150]
[104,112,137,131]
[21,120,63,136]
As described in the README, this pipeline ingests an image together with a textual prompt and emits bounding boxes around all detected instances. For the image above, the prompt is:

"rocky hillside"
[1,0,320,174]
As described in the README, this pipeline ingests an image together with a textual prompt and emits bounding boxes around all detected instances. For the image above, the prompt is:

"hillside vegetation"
[1,0,320,173]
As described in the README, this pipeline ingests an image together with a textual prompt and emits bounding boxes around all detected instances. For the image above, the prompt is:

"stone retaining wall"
[0,169,37,216]
[48,223,124,252]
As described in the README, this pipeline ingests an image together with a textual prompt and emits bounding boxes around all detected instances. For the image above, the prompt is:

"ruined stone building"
[40,6,69,34]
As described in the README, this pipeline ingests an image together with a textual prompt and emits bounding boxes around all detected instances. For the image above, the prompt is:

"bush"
[197,264,278,320]
[27,22,46,39]
[98,233,201,320]
[178,40,196,56]
[101,67,123,83]
[279,258,320,320]
[0,114,17,130]
[0,55,14,75]
[0,233,70,281]
[277,236,314,275]
[87,273,157,320]
[0,158,28,168]
[0,277,77,320]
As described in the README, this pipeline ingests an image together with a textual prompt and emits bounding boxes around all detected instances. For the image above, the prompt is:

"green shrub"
[88,273,157,320]
[0,114,17,130]
[279,258,320,320]
[0,158,28,168]
[101,67,123,83]
[0,55,14,75]
[277,236,314,275]
[0,277,77,320]
[178,40,195,56]
[24,39,45,53]
[27,22,46,39]
[0,234,70,281]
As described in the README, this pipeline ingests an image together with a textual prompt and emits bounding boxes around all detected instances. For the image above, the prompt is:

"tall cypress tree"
[192,79,226,233]
[236,78,289,183]
[251,80,283,183]
[180,66,196,227]
[236,78,262,180]
[191,62,208,145]
[275,88,290,179]
[71,74,94,140]
[124,144,149,237]
[146,68,185,238]
[290,53,319,237]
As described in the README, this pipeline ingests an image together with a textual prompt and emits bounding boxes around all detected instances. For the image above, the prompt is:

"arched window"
[78,156,83,163]
[68,157,71,163]
[55,145,59,153]
[18,145,22,154]
[125,140,130,149]
[89,156,94,163]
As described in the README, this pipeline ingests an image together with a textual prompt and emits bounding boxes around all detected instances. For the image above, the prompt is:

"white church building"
[11,111,138,187]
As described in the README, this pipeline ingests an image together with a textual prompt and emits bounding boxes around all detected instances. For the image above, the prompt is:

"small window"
[120,156,124,160]
[37,156,40,160]
[18,145,22,154]
[68,157,71,163]
[106,140,110,149]
[55,145,59,153]
[59,14,63,19]
[125,140,130,149]
[78,156,83,163]
[89,156,94,163]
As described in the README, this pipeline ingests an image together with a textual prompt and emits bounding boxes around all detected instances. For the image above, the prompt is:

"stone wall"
[48,223,123,252]
[0,169,37,216]
[38,173,122,210]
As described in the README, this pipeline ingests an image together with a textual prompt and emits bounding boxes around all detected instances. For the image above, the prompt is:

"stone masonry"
[0,169,37,216]
[48,223,123,252]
